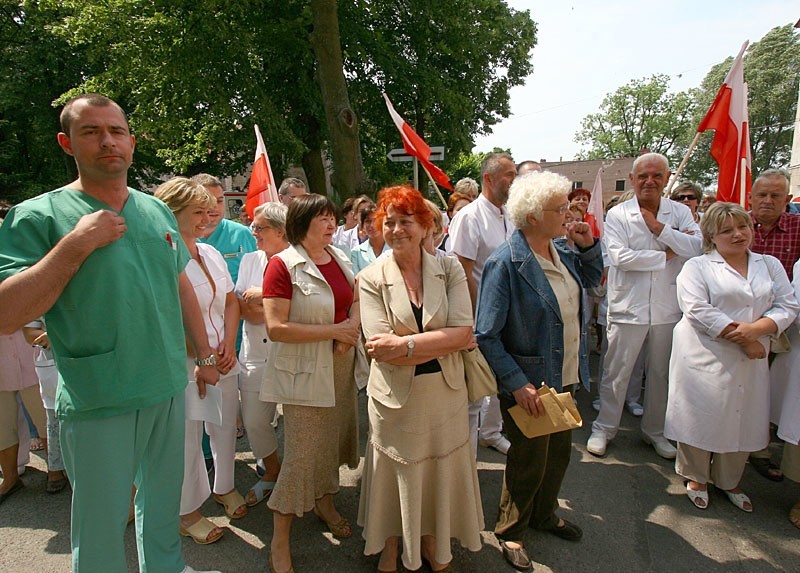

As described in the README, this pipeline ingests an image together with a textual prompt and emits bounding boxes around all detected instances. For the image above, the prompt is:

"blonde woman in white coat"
[665,202,799,512]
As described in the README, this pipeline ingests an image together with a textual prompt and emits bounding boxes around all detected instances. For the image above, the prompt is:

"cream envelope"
[508,384,582,439]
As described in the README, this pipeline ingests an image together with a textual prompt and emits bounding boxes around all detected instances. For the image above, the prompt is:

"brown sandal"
[213,489,248,519]
[314,508,352,538]
[179,516,223,545]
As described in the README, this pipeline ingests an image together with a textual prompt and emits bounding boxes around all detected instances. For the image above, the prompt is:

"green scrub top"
[199,218,256,282]
[0,188,191,420]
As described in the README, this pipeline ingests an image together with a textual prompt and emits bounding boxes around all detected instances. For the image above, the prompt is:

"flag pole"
[665,131,703,195]
[418,161,449,210]
[740,157,747,208]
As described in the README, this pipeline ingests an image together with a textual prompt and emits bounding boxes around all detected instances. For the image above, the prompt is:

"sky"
[473,0,798,163]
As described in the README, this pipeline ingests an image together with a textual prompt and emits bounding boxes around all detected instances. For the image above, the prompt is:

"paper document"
[185,382,223,426]
[508,384,582,439]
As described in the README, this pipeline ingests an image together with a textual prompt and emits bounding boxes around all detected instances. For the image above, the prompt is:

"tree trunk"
[302,147,327,196]
[309,0,367,198]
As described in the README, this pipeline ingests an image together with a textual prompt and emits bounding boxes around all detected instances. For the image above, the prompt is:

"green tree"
[11,1,536,201]
[341,0,536,187]
[574,74,697,163]
[0,1,94,202]
[682,24,800,185]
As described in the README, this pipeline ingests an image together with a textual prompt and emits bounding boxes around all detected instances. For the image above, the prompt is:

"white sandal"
[723,489,753,513]
[686,483,708,509]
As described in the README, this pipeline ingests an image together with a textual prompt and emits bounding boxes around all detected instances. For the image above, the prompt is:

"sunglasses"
[675,194,697,201]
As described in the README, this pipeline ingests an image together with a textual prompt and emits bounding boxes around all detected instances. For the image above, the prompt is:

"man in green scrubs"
[0,94,221,573]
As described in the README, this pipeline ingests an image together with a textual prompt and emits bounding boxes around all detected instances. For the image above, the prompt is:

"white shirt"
[604,197,702,325]
[449,193,513,285]
[773,259,800,445]
[186,243,239,376]
[665,251,798,452]
[235,250,270,364]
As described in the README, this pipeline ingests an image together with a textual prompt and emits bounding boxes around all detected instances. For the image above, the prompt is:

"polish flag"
[245,124,279,219]
[587,169,604,238]
[383,93,453,190]
[697,41,752,207]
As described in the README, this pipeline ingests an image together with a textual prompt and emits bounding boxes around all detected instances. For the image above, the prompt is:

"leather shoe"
[643,435,676,459]
[586,432,607,456]
[500,541,533,572]
[543,519,582,541]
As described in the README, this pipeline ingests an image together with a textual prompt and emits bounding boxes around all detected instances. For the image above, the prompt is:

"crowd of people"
[1,94,800,573]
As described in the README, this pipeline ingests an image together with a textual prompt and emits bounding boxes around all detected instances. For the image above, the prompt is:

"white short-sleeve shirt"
[448,193,514,285]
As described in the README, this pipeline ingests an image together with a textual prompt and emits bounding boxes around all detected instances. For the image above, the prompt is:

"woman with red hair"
[358,186,483,572]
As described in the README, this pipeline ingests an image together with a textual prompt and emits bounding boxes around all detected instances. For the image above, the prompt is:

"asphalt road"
[2,362,799,573]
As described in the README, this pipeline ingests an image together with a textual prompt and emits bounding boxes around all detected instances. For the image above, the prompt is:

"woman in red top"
[262,194,361,573]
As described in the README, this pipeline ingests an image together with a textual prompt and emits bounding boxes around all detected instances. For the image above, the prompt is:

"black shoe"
[543,519,582,542]
[500,541,533,572]
[750,457,784,482]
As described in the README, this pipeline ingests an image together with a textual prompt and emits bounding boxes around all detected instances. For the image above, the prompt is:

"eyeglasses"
[251,224,271,233]
[675,194,697,201]
[544,203,570,215]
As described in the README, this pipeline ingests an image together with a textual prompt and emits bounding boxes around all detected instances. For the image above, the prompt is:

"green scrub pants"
[61,395,185,573]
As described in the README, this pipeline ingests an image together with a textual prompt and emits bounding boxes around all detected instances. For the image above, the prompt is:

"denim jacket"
[475,229,603,395]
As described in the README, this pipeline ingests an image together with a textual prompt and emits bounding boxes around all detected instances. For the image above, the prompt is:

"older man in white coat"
[587,153,703,459]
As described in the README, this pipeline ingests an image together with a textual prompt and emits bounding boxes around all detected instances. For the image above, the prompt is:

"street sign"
[387,146,445,163]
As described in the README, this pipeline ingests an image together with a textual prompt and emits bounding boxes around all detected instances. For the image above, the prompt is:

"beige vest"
[260,244,354,407]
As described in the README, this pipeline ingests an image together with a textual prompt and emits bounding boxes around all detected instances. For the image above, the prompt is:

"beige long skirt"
[358,371,484,571]
[268,348,359,516]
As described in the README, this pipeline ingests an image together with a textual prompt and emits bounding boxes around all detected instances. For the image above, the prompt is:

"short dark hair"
[359,204,377,227]
[190,173,224,190]
[285,194,337,245]
[60,94,128,135]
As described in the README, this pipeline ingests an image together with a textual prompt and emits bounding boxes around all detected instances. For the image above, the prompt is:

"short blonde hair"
[700,201,753,253]
[424,199,445,245]
[507,171,571,228]
[155,177,215,214]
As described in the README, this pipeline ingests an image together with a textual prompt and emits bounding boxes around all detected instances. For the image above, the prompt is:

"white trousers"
[180,374,239,515]
[592,322,675,441]
[239,363,278,459]
[597,329,646,404]
[479,394,504,442]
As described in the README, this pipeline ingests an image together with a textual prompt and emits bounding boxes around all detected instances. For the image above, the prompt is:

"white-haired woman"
[155,177,246,545]
[665,202,798,512]
[475,171,602,572]
[236,202,289,507]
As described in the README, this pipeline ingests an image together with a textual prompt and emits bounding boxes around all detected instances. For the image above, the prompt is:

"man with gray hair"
[749,168,800,280]
[450,152,517,455]
[277,177,309,206]
[587,153,702,459]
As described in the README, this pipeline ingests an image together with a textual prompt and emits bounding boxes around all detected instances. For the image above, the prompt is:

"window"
[572,181,583,189]
[615,180,625,191]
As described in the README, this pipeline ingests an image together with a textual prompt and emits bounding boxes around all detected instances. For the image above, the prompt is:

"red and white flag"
[587,169,604,238]
[245,124,279,219]
[697,41,752,207]
[383,93,453,190]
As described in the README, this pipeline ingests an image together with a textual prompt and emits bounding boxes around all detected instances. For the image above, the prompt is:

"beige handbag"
[462,347,498,402]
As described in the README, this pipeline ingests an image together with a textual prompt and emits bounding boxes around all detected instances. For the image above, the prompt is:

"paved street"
[2,375,799,572]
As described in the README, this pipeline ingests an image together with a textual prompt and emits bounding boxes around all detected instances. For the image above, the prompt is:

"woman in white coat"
[665,202,798,512]
[155,177,246,544]
[773,259,800,527]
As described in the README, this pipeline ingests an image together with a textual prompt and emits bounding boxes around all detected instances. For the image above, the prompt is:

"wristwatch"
[406,335,415,358]
[195,354,217,367]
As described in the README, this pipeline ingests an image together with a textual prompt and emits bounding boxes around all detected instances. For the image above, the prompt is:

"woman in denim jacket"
[475,171,602,572]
